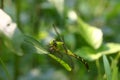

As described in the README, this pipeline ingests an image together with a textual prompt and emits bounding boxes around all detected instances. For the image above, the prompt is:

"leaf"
[75,43,120,61]
[103,55,112,80]
[77,18,103,49]
[99,43,120,55]
[21,35,48,54]
[75,46,97,61]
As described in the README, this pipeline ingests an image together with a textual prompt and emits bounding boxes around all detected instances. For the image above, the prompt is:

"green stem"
[0,0,4,9]
[0,57,11,80]
[14,55,20,80]
[14,0,21,79]
[32,3,40,36]
[15,0,22,31]
[96,59,102,80]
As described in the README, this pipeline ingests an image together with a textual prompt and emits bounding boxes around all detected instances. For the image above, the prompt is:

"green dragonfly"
[22,24,89,72]
[48,24,89,71]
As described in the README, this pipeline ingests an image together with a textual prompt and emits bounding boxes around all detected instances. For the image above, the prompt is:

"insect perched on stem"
[48,24,89,72]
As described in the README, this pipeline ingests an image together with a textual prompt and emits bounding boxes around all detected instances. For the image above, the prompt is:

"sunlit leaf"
[75,43,120,61]
[103,55,112,80]
[100,43,120,54]
[77,18,103,49]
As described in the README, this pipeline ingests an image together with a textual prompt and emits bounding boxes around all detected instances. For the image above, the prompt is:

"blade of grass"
[103,55,112,80]
[0,0,4,9]
[0,57,11,80]
[111,52,120,80]
[96,59,102,80]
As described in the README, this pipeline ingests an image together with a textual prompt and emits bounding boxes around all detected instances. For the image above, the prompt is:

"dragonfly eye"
[53,40,56,43]
[52,40,57,47]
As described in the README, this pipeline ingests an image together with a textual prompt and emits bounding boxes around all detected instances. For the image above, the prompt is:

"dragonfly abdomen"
[75,54,89,72]
[66,50,89,71]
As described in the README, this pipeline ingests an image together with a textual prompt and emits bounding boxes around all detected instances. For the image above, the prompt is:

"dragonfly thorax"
[49,40,64,53]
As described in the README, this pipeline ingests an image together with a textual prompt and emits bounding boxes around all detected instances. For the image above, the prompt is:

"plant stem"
[96,59,102,80]
[14,55,20,80]
[0,0,4,9]
[15,0,22,31]
[0,57,11,80]
[14,0,21,80]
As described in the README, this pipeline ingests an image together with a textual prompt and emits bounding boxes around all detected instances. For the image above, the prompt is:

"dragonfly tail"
[75,55,89,72]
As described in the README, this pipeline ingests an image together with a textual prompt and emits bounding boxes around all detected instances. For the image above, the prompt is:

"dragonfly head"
[49,39,64,46]
[48,39,57,53]
[49,39,57,46]
[49,39,64,53]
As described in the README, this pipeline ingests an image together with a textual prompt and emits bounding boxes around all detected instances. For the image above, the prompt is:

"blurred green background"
[0,0,120,80]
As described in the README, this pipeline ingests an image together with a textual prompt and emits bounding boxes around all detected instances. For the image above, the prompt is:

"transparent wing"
[52,24,89,71]
[52,24,74,69]
[52,24,68,54]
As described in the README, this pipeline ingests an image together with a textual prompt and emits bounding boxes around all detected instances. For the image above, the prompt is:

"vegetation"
[0,0,120,80]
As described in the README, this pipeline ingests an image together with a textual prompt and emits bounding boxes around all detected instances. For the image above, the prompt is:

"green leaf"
[21,35,48,54]
[75,46,97,61]
[75,43,120,61]
[103,55,112,80]
[77,18,103,49]
[99,43,120,55]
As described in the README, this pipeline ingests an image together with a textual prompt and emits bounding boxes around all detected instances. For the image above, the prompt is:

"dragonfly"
[22,24,89,72]
[48,24,89,71]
